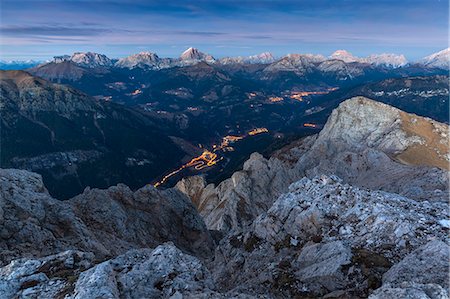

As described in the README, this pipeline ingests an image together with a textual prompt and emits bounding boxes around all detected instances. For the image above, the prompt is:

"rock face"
[178,97,449,232]
[1,173,448,298]
[115,51,161,69]
[210,175,449,298]
[0,168,213,266]
[71,243,215,299]
[264,54,325,75]
[180,48,215,62]
[294,97,449,195]
[370,240,450,299]
[330,50,407,68]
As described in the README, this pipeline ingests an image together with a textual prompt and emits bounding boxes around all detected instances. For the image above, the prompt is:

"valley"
[153,127,270,187]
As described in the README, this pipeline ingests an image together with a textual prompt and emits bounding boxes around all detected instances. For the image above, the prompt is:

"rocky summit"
[0,97,448,298]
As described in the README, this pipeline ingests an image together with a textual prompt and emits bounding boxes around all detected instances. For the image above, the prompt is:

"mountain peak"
[69,52,113,68]
[180,47,215,61]
[247,52,275,63]
[364,53,407,67]
[330,50,359,63]
[115,51,160,69]
[421,48,450,69]
[331,50,407,67]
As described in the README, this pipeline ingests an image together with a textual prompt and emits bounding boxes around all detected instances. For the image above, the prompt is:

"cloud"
[0,25,111,37]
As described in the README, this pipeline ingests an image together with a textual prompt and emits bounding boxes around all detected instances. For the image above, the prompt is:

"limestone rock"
[0,168,213,266]
[210,175,448,297]
[0,250,93,299]
[381,240,449,291]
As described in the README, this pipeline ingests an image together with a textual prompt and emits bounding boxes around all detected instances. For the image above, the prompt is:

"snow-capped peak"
[330,50,359,63]
[69,52,113,68]
[246,52,276,63]
[421,48,450,69]
[331,50,407,68]
[180,47,215,62]
[363,53,407,68]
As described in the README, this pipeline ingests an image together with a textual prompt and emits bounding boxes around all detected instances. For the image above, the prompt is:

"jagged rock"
[370,283,449,299]
[0,243,258,298]
[0,168,213,266]
[210,175,448,297]
[74,243,215,299]
[0,250,93,299]
[294,241,352,292]
[176,151,302,231]
[381,241,449,291]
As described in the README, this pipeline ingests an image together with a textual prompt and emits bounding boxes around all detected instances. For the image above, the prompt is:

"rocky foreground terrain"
[0,97,448,298]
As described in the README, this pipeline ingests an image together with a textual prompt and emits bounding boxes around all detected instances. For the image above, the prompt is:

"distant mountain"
[0,70,186,198]
[264,54,326,75]
[421,48,450,69]
[330,50,359,63]
[28,60,92,81]
[330,50,407,68]
[180,47,215,62]
[69,52,113,68]
[41,52,113,69]
[115,51,161,69]
[218,52,276,65]
[0,60,42,70]
[364,53,407,67]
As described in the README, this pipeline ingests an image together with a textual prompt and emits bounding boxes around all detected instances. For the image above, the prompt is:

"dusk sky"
[0,0,448,61]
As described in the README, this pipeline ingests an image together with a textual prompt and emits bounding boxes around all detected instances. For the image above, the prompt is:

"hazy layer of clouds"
[1,0,447,60]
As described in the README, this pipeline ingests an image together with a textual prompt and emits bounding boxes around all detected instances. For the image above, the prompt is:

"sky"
[0,0,448,61]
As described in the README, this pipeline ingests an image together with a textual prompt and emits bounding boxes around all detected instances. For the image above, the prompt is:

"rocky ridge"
[0,168,213,266]
[177,97,449,232]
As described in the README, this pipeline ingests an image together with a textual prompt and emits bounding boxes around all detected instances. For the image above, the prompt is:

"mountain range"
[2,48,449,71]
[1,48,448,198]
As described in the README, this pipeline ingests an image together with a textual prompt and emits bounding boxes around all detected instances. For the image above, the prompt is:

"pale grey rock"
[210,175,448,297]
[295,241,352,291]
[72,262,119,299]
[70,243,223,299]
[294,97,449,202]
[0,168,213,265]
[330,50,407,68]
[0,250,93,299]
[115,52,160,69]
[180,47,215,64]
[69,52,113,68]
[381,241,449,291]
[420,48,450,69]
[218,52,275,65]
[176,151,302,231]
[370,283,449,299]
[263,54,325,75]
[253,175,448,256]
